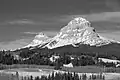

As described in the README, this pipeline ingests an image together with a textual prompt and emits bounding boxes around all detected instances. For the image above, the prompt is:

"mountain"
[45,17,120,49]
[25,17,120,49]
[17,17,120,57]
[24,32,50,48]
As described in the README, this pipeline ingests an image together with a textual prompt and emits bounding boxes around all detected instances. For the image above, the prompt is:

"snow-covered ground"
[98,58,120,64]
[0,68,120,80]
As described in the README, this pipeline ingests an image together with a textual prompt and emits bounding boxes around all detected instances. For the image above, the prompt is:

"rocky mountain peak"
[24,17,120,49]
[46,17,113,49]
[68,17,90,27]
[25,32,50,47]
[61,17,91,33]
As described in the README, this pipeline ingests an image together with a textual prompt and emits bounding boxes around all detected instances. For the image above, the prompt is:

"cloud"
[8,19,36,25]
[99,31,120,41]
[23,31,58,37]
[42,31,58,37]
[0,18,60,26]
[23,32,38,35]
[55,12,120,32]
[0,30,58,50]
[105,0,120,11]
[0,38,33,50]
[58,12,120,23]
[3,19,52,25]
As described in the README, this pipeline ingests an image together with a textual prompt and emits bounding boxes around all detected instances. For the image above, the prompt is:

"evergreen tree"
[48,74,51,80]
[51,72,54,80]
[82,74,87,80]
[35,76,39,80]
[24,76,27,80]
[21,76,24,80]
[30,76,33,80]
[54,59,61,70]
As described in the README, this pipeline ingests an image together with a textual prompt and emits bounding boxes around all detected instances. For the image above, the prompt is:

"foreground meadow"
[0,65,120,80]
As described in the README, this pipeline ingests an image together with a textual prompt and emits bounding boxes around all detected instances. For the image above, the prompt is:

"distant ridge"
[24,17,120,49]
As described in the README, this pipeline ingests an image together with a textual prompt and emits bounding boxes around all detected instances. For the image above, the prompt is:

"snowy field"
[0,68,120,80]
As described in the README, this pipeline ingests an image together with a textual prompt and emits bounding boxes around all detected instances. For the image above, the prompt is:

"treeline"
[22,53,96,70]
[0,50,118,68]
[11,72,105,80]
[18,53,118,68]
[0,51,18,65]
[0,50,94,66]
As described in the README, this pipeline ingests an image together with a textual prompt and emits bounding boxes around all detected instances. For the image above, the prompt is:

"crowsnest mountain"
[25,17,120,49]
[19,17,120,56]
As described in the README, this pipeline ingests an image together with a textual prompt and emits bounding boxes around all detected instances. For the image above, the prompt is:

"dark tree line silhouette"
[0,50,118,69]
[18,72,105,80]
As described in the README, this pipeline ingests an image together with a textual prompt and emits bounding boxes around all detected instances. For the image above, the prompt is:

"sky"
[0,0,120,50]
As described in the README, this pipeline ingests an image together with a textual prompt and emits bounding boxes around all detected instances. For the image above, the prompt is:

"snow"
[1,69,120,80]
[24,32,50,48]
[98,58,120,64]
[116,64,120,67]
[63,63,73,68]
[24,17,120,49]
[45,17,116,49]
[49,55,60,62]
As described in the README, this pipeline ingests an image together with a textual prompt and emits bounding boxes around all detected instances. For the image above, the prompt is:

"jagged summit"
[61,17,91,32]
[69,17,90,26]
[25,32,50,48]
[24,17,120,49]
[45,17,119,49]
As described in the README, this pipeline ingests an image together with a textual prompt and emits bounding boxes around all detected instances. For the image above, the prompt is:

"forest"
[0,49,117,70]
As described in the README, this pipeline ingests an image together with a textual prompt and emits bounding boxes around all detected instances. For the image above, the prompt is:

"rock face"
[45,17,114,49]
[25,17,120,49]
[25,32,50,47]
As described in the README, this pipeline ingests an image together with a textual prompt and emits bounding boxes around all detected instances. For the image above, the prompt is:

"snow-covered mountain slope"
[24,32,50,48]
[45,17,120,49]
[24,17,120,49]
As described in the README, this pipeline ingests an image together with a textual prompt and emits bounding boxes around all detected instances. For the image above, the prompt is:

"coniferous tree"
[103,75,105,80]
[82,74,87,80]
[89,75,92,80]
[35,76,39,80]
[21,76,24,80]
[24,76,27,80]
[30,76,33,80]
[54,59,61,70]
[51,72,54,80]
[47,74,50,80]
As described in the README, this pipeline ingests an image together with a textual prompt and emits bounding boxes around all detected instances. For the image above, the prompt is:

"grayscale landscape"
[0,0,120,80]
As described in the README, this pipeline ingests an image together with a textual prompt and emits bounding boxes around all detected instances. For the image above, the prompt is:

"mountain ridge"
[24,17,120,50]
[24,32,50,47]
